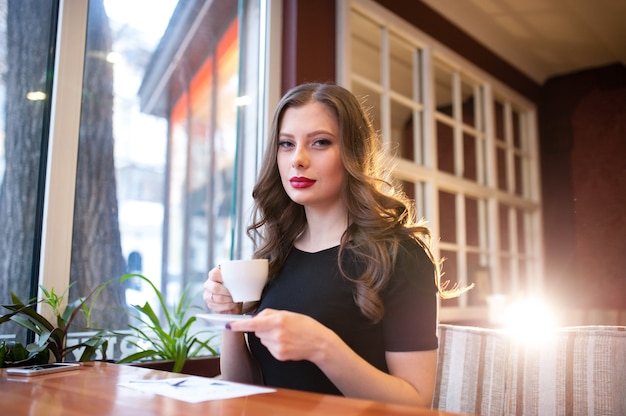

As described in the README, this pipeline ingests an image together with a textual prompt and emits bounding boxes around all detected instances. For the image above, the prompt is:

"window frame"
[338,0,544,323]
[38,1,89,319]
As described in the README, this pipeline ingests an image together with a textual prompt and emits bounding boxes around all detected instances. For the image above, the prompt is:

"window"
[341,0,543,322]
[69,0,268,357]
[0,0,276,360]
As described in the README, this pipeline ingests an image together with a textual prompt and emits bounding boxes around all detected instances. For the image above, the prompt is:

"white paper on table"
[119,376,276,403]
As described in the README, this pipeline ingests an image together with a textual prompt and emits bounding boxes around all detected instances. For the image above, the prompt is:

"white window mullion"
[452,71,463,178]
[527,112,541,203]
[421,46,439,246]
[508,207,519,293]
[421,46,436,171]
[38,0,89,317]
[487,198,501,294]
[526,111,544,293]
[456,193,467,307]
[505,101,515,194]
[483,85,501,293]
[412,47,423,165]
[483,85,497,190]
[336,0,351,88]
[473,85,484,186]
[380,27,391,153]
[523,210,539,290]
[478,198,489,264]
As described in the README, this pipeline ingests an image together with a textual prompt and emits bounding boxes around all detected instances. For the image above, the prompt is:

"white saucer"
[196,313,253,325]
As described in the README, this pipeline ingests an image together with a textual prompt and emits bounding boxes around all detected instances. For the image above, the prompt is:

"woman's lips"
[290,177,316,189]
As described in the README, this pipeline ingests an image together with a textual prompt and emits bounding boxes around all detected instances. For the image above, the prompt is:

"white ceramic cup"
[220,259,269,302]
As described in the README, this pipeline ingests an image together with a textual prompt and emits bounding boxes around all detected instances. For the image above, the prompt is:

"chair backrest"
[433,324,626,416]
[433,324,510,415]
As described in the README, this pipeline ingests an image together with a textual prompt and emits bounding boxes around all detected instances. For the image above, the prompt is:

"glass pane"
[514,152,523,196]
[467,253,489,306]
[517,258,527,291]
[499,204,510,251]
[438,190,456,244]
[436,120,454,174]
[517,208,527,255]
[188,61,212,292]
[496,145,507,191]
[499,256,511,294]
[390,99,415,160]
[460,76,478,129]
[351,11,381,84]
[353,82,382,134]
[434,60,453,115]
[493,99,505,142]
[440,250,459,307]
[0,0,55,345]
[401,180,416,204]
[465,196,480,247]
[512,107,521,149]
[211,30,239,266]
[389,31,414,98]
[463,131,478,181]
[401,180,426,219]
[167,94,189,300]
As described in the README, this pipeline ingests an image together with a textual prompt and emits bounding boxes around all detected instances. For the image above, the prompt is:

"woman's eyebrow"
[279,130,335,138]
[306,129,335,137]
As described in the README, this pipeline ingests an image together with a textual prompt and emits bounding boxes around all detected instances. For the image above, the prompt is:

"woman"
[204,83,462,407]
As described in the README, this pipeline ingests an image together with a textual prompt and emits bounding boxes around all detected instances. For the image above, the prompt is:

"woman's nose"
[292,145,309,168]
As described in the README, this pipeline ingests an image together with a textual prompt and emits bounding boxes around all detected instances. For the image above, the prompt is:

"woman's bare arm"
[203,268,263,384]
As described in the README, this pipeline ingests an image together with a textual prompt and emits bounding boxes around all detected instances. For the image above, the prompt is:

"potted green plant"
[116,274,220,377]
[0,340,49,368]
[0,284,108,367]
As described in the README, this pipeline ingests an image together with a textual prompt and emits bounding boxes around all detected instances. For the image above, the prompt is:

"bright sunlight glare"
[505,298,557,343]
[104,0,179,44]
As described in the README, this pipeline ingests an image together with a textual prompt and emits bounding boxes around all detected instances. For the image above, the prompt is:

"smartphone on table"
[6,363,80,376]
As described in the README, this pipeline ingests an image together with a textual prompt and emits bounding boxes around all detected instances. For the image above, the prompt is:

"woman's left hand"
[226,308,336,363]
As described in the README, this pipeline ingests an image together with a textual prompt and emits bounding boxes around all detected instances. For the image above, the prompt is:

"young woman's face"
[277,101,345,211]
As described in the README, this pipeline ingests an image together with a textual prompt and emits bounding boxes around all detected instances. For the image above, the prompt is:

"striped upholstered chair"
[432,324,626,415]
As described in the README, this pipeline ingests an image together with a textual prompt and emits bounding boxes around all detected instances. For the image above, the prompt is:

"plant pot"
[129,356,221,378]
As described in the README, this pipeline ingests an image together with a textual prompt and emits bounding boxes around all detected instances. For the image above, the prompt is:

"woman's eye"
[313,138,332,147]
[278,140,294,148]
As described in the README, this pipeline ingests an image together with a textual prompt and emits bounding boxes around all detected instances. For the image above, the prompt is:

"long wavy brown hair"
[247,83,463,322]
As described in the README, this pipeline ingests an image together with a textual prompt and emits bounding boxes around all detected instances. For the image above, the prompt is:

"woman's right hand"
[203,266,242,314]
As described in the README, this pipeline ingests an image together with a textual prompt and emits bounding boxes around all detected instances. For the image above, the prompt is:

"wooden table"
[0,362,470,415]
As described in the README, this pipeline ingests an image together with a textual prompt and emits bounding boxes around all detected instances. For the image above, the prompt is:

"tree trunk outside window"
[0,0,55,338]
[69,0,127,330]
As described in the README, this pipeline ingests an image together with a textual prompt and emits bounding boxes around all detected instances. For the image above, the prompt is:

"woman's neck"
[295,206,348,253]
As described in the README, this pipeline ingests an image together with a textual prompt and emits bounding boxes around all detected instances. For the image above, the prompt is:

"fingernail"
[225,323,232,330]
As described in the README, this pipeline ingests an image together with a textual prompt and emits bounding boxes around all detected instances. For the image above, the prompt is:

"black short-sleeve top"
[247,238,438,395]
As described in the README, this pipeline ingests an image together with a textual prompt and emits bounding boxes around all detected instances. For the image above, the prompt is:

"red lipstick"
[290,176,316,189]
